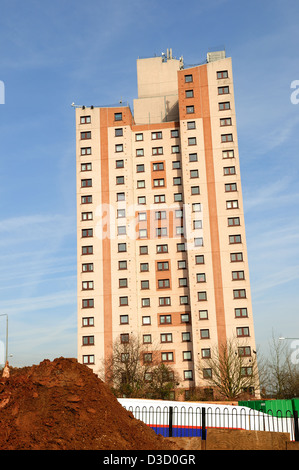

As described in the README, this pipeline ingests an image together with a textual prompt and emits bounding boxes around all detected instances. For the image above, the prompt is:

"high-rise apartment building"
[75,49,257,398]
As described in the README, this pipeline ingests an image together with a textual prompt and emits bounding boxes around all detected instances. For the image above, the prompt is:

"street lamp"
[279,337,299,340]
[0,314,8,364]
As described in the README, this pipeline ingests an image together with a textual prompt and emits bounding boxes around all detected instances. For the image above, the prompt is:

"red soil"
[0,357,180,450]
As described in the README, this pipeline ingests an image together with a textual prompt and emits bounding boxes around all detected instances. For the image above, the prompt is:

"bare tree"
[100,334,178,399]
[196,337,260,400]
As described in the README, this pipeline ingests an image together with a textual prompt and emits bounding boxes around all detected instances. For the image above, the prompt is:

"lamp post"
[0,314,8,364]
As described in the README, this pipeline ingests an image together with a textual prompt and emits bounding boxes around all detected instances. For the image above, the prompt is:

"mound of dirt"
[0,357,181,450]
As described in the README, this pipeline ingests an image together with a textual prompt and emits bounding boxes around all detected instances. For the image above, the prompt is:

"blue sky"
[0,0,298,367]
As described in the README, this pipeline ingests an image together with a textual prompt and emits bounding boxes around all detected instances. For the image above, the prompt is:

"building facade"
[76,50,257,398]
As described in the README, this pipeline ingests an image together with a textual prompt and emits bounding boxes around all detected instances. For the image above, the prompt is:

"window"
[136,148,144,156]
[175,209,183,219]
[219,101,230,111]
[184,370,193,380]
[137,180,145,188]
[224,166,236,175]
[117,209,126,219]
[152,131,162,140]
[143,334,152,344]
[171,129,179,138]
[177,243,186,252]
[83,355,94,364]
[172,145,180,154]
[120,315,129,324]
[114,112,122,121]
[196,273,206,283]
[138,212,147,221]
[135,133,143,141]
[140,262,149,272]
[141,280,149,289]
[82,245,93,255]
[188,137,196,146]
[143,353,152,363]
[180,296,189,305]
[118,243,127,252]
[223,149,234,159]
[152,147,163,155]
[153,178,165,187]
[119,296,128,306]
[230,252,243,262]
[182,332,191,342]
[235,308,248,318]
[116,160,124,169]
[119,278,128,288]
[241,367,253,377]
[82,229,93,238]
[80,115,91,124]
[156,227,167,238]
[174,193,182,202]
[172,160,181,169]
[138,196,146,205]
[82,263,93,272]
[217,70,228,79]
[81,147,91,155]
[116,176,124,185]
[237,327,250,337]
[82,281,93,290]
[225,183,237,192]
[154,194,165,203]
[158,279,170,289]
[191,186,200,195]
[201,348,211,358]
[199,310,208,320]
[81,162,92,171]
[156,244,168,253]
[82,299,94,308]
[229,234,242,244]
[160,315,172,324]
[157,261,169,271]
[173,177,181,185]
[82,317,94,327]
[232,270,245,280]
[233,289,246,299]
[186,105,194,114]
[81,131,91,140]
[228,217,240,226]
[203,369,212,379]
[221,134,233,142]
[238,346,251,357]
[192,202,201,212]
[185,89,194,98]
[115,128,123,137]
[189,153,198,162]
[190,169,199,178]
[153,162,164,171]
[139,246,148,255]
[81,179,92,187]
[120,333,129,343]
[184,74,193,82]
[161,333,172,343]
[195,255,205,265]
[218,86,229,94]
[141,298,150,307]
[181,313,190,323]
[187,121,196,129]
[194,237,203,247]
[142,316,151,325]
[200,329,210,339]
[119,260,127,270]
[220,117,232,126]
[117,192,125,201]
[179,278,188,287]
[183,351,192,361]
[193,220,202,230]
[161,352,173,362]
[226,200,239,209]
[155,211,166,220]
[198,291,207,301]
[159,297,171,306]
[81,212,93,221]
[136,164,144,173]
